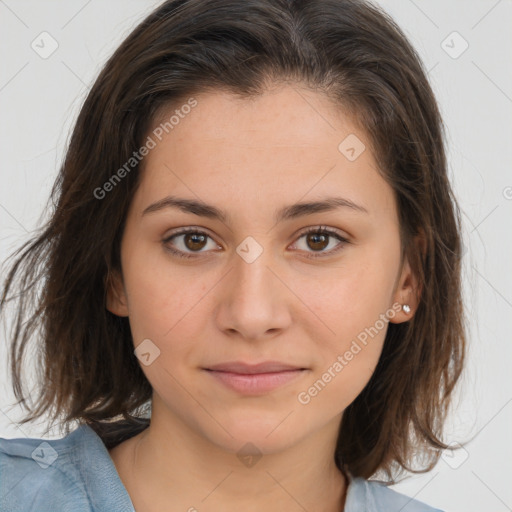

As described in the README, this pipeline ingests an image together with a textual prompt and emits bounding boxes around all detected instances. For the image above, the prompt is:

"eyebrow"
[142,195,369,223]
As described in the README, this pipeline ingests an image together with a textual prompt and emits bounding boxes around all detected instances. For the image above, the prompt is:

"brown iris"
[184,233,207,251]
[307,232,329,251]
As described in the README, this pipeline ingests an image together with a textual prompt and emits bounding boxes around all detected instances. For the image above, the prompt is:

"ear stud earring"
[402,304,411,314]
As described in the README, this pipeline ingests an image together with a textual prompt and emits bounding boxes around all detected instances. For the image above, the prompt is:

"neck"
[111,409,348,512]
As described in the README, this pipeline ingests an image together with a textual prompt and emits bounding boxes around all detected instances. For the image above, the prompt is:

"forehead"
[151,85,361,147]
[132,85,396,223]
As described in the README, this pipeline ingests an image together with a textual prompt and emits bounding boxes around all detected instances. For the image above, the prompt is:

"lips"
[205,361,306,374]
[203,361,308,394]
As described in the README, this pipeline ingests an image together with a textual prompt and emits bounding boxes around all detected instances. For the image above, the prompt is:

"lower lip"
[204,369,307,394]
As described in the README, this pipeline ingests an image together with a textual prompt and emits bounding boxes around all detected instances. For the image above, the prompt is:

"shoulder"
[346,473,444,512]
[0,425,93,511]
[0,424,134,512]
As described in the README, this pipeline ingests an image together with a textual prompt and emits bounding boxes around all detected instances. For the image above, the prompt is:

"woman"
[0,0,466,510]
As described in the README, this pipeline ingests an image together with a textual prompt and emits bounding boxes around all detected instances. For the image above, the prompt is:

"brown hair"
[0,0,466,482]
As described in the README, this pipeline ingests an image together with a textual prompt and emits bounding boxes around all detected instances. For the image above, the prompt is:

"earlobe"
[389,263,419,323]
[389,234,425,324]
[105,269,129,317]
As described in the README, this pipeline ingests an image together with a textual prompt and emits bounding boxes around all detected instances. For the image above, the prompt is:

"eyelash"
[162,226,349,260]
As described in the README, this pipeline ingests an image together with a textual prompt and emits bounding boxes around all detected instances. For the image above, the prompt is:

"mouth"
[203,361,309,394]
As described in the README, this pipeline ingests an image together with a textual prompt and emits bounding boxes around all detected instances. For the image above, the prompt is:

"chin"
[199,412,306,456]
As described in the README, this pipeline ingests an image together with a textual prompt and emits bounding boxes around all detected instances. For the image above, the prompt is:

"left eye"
[162,226,349,259]
[292,227,348,257]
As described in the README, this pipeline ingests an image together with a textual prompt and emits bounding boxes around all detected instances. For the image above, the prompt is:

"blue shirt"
[0,424,443,511]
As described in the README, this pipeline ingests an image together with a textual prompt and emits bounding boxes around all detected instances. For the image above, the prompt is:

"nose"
[214,243,292,342]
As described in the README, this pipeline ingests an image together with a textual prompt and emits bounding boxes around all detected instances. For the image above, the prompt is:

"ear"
[105,268,129,317]
[389,232,426,324]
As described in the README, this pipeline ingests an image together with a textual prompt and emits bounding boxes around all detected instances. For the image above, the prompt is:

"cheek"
[302,260,394,345]
[293,253,396,406]
[296,270,392,413]
[296,345,383,420]
[122,262,209,394]
[121,238,213,341]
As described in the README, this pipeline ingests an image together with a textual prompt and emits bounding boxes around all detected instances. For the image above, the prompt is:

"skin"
[106,84,420,512]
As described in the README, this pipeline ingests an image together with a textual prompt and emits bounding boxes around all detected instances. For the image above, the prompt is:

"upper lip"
[205,361,306,374]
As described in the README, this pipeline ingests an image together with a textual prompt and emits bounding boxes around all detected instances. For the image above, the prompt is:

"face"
[107,84,417,456]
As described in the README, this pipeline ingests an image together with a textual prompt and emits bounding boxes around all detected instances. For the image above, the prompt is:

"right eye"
[162,227,220,259]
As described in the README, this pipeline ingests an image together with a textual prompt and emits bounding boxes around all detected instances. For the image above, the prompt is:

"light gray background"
[1,1,511,511]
